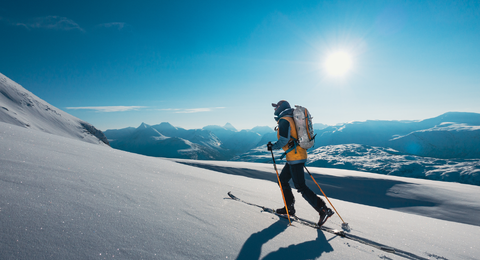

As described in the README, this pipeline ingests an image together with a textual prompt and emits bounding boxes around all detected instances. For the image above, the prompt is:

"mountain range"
[105,122,273,160]
[232,114,480,185]
[106,111,480,160]
[313,112,480,159]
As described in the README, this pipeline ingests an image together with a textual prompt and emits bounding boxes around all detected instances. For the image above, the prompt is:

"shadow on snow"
[236,219,333,260]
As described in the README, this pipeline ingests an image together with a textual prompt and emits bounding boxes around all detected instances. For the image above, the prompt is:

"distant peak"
[158,122,175,128]
[138,122,150,129]
[224,123,237,132]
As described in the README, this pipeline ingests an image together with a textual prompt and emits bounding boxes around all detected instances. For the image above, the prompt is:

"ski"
[227,191,428,260]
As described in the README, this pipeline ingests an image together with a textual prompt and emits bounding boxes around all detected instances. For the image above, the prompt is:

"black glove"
[267,141,273,151]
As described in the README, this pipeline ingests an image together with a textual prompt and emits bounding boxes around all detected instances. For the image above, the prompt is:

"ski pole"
[270,150,292,225]
[304,166,350,231]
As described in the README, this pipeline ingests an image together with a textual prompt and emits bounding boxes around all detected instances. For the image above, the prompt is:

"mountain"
[314,112,480,159]
[223,122,237,132]
[1,122,480,259]
[203,124,237,141]
[152,122,179,136]
[249,125,274,136]
[105,122,271,160]
[109,123,226,160]
[103,127,136,141]
[201,124,265,154]
[388,122,480,159]
[0,72,108,145]
[314,123,329,130]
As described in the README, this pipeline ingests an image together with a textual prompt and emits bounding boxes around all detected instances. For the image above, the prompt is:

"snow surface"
[389,123,480,159]
[1,122,480,260]
[0,72,108,145]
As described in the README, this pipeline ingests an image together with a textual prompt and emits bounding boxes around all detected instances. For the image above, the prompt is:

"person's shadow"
[236,220,333,260]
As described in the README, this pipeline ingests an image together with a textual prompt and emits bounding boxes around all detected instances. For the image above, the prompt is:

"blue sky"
[1,1,479,131]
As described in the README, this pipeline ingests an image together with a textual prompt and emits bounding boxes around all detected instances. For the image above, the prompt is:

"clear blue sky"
[1,0,479,131]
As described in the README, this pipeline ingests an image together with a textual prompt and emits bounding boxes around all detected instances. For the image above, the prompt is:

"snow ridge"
[0,72,109,145]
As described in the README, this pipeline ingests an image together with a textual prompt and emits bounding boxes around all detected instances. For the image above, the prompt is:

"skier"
[267,100,334,227]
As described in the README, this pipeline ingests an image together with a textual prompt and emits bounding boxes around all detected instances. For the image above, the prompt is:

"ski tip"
[227,191,236,199]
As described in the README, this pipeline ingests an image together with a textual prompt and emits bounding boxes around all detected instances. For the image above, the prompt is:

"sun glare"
[324,51,353,77]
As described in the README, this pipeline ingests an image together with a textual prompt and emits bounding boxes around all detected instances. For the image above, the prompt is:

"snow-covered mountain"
[249,125,275,136]
[1,122,480,259]
[315,112,480,159]
[108,122,227,160]
[388,122,480,159]
[106,123,274,160]
[103,126,136,141]
[0,72,108,145]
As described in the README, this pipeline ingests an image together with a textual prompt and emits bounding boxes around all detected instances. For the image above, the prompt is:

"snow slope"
[0,72,108,145]
[389,123,480,159]
[1,122,480,260]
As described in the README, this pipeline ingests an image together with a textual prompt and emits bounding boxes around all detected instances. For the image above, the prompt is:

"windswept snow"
[1,122,480,259]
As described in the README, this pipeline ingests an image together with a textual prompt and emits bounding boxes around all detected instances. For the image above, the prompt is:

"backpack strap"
[279,136,298,160]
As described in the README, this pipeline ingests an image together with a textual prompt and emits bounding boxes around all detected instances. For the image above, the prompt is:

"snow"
[389,123,480,159]
[0,72,108,146]
[1,122,480,260]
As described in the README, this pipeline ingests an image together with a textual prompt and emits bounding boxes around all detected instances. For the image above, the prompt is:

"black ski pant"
[279,162,326,212]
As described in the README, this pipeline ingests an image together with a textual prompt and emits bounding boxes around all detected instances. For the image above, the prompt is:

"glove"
[267,141,273,151]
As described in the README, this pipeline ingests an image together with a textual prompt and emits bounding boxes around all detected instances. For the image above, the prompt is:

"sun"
[324,51,353,77]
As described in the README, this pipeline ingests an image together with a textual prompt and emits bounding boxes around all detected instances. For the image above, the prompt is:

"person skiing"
[267,100,334,227]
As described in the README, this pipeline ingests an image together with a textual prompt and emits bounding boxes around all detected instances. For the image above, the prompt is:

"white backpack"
[292,105,316,149]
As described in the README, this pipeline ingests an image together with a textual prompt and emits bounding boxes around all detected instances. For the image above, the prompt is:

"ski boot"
[318,206,334,227]
[276,202,295,216]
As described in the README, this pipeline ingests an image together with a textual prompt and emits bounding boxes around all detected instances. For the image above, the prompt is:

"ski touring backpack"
[292,105,316,149]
